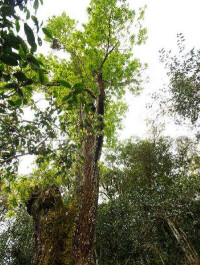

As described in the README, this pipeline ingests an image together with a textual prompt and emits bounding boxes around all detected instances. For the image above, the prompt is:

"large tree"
[1,0,146,264]
[30,1,146,264]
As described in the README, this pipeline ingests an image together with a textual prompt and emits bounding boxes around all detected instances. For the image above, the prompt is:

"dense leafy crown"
[1,0,147,207]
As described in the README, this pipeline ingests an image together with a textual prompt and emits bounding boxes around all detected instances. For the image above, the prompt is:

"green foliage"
[97,136,200,264]
[2,135,200,264]
[160,34,200,125]
[0,0,61,183]
[0,207,34,265]
[44,1,146,149]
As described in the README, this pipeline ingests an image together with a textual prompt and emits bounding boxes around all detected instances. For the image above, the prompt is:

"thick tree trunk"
[27,73,105,265]
[73,72,105,265]
[73,133,99,265]
[27,186,76,265]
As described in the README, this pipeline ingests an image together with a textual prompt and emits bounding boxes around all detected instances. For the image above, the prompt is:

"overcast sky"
[19,0,200,173]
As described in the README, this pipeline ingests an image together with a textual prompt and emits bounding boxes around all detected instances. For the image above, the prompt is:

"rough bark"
[27,73,105,265]
[73,72,105,265]
[27,186,76,265]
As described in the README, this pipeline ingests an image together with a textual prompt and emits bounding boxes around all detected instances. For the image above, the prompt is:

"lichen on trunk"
[73,72,105,264]
[27,186,76,265]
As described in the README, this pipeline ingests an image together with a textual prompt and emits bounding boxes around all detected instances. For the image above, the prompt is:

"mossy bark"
[73,72,105,265]
[27,73,105,265]
[27,186,76,265]
[73,132,99,265]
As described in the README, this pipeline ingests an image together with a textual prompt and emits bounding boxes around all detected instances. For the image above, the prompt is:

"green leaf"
[31,15,39,32]
[22,61,28,68]
[4,33,20,50]
[34,0,39,10]
[7,51,21,61]
[30,43,37,53]
[68,95,77,105]
[1,6,14,17]
[17,88,24,97]
[0,54,18,66]
[38,70,45,84]
[3,74,11,81]
[23,98,28,105]
[14,98,22,106]
[13,71,27,82]
[15,19,20,33]
[24,23,36,49]
[4,82,18,89]
[18,38,28,53]
[8,100,16,106]
[0,64,4,71]
[2,185,11,193]
[42,28,53,39]
[59,79,71,88]
[26,9,30,20]
[38,36,42,46]
[27,54,40,67]
[62,93,72,102]
[73,83,84,94]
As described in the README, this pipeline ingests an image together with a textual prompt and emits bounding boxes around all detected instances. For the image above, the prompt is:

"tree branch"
[99,17,118,71]
[0,136,49,164]
[0,152,32,164]
[99,43,119,71]
[83,88,96,100]
[104,78,139,87]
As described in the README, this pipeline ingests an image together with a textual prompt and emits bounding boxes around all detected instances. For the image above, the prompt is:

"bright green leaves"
[44,0,145,149]
[15,19,20,33]
[42,27,53,39]
[46,12,76,45]
[62,93,72,103]
[59,79,71,88]
[59,81,84,107]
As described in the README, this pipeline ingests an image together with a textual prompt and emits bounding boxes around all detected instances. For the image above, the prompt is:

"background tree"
[159,34,200,132]
[97,135,200,265]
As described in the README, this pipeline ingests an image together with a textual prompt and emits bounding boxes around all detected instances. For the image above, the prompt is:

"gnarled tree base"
[27,186,76,265]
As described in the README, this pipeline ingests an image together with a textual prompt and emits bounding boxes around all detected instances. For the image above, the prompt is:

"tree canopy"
[1,1,200,265]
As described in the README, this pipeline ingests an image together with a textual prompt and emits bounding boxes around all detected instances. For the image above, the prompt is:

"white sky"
[19,0,200,173]
[124,0,200,139]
